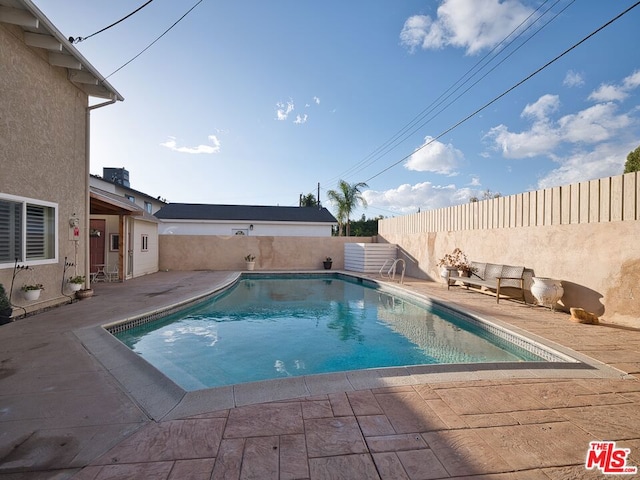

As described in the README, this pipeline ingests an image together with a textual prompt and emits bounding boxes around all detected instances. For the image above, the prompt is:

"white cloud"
[484,72,639,189]
[277,97,318,123]
[363,177,527,212]
[537,142,635,189]
[563,70,584,88]
[487,123,561,158]
[468,176,481,186]
[399,15,441,53]
[305,97,321,108]
[294,114,308,124]
[558,103,631,144]
[623,70,640,89]
[400,0,534,55]
[486,95,632,159]
[404,136,463,174]
[160,135,221,154]
[521,94,559,121]
[363,182,471,213]
[588,84,627,103]
[276,100,295,120]
[588,70,640,102]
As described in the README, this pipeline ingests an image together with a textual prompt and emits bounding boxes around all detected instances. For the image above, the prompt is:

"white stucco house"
[89,168,166,280]
[155,204,338,237]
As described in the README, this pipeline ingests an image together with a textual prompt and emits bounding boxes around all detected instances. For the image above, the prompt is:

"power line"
[362,0,640,185]
[106,0,204,79]
[364,0,576,175]
[69,0,155,44]
[321,0,561,188]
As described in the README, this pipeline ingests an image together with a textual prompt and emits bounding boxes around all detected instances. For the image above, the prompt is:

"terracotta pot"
[76,289,94,300]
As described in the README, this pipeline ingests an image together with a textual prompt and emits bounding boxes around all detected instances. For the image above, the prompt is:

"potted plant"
[67,275,85,292]
[323,257,333,270]
[437,248,475,285]
[21,283,44,301]
[0,284,12,325]
[76,288,94,300]
[244,254,256,271]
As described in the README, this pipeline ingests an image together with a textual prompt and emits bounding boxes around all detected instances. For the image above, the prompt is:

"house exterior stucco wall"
[379,220,640,328]
[1,23,88,312]
[159,221,333,237]
[159,236,373,271]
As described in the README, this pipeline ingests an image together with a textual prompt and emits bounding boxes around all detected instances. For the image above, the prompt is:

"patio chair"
[105,264,119,282]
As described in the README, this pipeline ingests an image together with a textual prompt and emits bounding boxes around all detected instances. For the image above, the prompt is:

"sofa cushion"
[500,265,524,288]
[484,263,503,281]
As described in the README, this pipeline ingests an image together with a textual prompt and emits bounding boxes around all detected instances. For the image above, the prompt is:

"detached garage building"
[156,204,338,237]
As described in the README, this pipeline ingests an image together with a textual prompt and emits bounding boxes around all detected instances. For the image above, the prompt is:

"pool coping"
[74,271,629,422]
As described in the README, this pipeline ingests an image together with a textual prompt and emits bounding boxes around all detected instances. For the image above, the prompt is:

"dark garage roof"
[155,203,337,223]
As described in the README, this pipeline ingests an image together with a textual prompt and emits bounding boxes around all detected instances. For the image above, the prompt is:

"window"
[144,201,152,214]
[110,233,120,251]
[0,194,57,266]
[126,195,135,203]
[141,234,149,252]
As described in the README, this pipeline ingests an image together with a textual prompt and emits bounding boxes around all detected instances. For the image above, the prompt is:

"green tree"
[349,214,383,236]
[299,193,318,207]
[326,180,368,236]
[624,145,640,173]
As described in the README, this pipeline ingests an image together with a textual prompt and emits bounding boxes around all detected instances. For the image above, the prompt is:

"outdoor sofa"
[446,261,526,304]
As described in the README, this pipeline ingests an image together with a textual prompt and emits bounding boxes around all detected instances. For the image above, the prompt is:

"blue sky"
[35,0,640,220]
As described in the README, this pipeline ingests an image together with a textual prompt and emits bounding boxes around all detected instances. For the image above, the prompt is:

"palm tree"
[326,180,368,236]
[299,193,318,207]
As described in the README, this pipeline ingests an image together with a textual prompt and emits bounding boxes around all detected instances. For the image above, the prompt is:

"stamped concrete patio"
[1,271,639,479]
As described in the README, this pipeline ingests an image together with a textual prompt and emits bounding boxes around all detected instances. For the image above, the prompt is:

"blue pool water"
[114,275,545,390]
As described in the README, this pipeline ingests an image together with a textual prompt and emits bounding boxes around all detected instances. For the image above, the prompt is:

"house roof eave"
[1,0,123,101]
[90,187,144,216]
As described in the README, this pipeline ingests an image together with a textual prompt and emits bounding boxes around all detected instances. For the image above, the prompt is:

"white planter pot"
[68,283,83,292]
[531,277,564,310]
[23,289,42,301]
[440,266,458,286]
[246,261,255,271]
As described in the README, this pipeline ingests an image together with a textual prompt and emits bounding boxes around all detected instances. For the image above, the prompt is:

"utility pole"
[317,182,321,209]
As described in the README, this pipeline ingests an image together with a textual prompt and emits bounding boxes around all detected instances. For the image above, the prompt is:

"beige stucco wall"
[379,221,640,327]
[0,24,88,313]
[159,236,374,271]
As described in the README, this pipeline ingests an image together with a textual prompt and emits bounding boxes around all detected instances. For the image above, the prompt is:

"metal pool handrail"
[380,258,405,284]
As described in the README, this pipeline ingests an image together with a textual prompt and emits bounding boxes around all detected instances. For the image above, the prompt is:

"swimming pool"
[110,274,570,390]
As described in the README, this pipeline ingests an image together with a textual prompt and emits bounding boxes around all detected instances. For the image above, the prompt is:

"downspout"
[85,98,117,290]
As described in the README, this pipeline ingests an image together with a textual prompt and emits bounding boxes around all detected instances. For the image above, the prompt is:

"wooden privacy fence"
[379,173,639,235]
